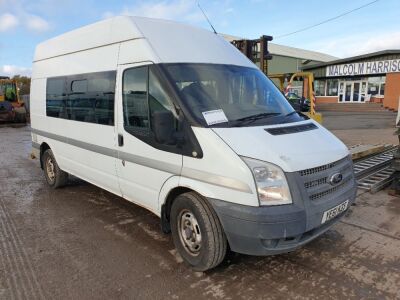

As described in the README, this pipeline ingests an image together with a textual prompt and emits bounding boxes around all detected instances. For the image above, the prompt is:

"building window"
[367,76,386,96]
[367,83,379,95]
[380,83,385,95]
[326,79,338,96]
[314,80,326,96]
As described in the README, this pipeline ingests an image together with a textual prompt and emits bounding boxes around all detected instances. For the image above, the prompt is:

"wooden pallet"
[349,144,392,161]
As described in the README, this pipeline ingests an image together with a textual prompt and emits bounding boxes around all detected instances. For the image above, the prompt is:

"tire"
[14,112,27,123]
[170,192,227,271]
[42,149,69,188]
[14,106,27,123]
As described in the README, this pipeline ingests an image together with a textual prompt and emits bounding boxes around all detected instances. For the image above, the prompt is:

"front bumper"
[208,171,357,256]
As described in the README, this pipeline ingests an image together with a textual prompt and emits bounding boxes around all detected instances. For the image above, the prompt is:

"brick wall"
[315,96,338,103]
[383,72,400,110]
[370,96,384,103]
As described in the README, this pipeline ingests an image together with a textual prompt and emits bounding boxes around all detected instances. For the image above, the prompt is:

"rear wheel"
[42,149,68,188]
[170,192,227,271]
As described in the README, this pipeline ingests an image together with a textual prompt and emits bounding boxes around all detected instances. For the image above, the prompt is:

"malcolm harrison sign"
[326,59,400,77]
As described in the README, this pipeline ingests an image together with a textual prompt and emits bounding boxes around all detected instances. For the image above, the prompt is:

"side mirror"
[152,110,176,145]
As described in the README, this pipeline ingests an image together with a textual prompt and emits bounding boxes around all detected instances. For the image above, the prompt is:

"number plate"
[321,200,349,224]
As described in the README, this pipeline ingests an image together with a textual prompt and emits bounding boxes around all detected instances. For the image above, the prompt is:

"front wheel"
[170,192,227,271]
[42,149,69,188]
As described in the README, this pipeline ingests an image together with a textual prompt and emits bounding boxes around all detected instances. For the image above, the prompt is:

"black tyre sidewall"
[42,150,57,187]
[171,193,223,271]
[42,149,68,188]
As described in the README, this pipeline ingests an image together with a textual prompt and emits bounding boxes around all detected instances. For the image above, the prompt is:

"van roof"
[33,16,255,68]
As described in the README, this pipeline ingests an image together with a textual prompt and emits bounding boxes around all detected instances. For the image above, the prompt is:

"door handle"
[118,134,124,147]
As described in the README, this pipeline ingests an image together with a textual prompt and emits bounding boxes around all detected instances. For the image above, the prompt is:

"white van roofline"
[34,16,256,68]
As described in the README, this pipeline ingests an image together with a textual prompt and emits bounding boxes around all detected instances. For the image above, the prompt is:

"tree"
[11,75,31,95]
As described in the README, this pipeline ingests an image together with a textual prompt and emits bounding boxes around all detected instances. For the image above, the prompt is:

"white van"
[31,16,357,271]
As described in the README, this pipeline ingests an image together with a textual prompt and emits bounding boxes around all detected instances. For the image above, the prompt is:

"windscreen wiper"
[235,112,280,123]
[235,112,281,122]
[233,112,281,127]
[285,111,298,117]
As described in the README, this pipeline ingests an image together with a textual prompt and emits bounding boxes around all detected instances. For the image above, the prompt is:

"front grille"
[304,177,327,189]
[299,160,337,176]
[309,177,352,201]
[299,157,355,202]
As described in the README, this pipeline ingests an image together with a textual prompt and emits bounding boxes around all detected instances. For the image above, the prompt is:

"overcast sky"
[1,0,399,77]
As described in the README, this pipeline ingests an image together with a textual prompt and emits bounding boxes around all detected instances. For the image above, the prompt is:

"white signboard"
[326,59,400,77]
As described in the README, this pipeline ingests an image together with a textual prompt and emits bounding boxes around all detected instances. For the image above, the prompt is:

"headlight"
[242,157,292,206]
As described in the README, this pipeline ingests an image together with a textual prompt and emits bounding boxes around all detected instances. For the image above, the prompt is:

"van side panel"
[118,39,159,65]
[32,44,120,79]
[34,17,143,62]
[31,44,121,195]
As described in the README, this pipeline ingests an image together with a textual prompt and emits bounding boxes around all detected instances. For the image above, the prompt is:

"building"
[222,34,337,74]
[303,50,400,110]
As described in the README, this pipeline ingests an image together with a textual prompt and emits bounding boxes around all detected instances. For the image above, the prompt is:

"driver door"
[115,62,182,213]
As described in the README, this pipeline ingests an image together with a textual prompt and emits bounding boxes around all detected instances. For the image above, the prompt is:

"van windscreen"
[164,63,304,127]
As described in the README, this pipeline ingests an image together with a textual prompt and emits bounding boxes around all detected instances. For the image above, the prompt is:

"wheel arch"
[159,177,218,234]
[39,142,51,169]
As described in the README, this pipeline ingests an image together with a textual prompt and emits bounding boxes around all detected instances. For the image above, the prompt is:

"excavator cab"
[0,77,27,123]
[0,80,17,102]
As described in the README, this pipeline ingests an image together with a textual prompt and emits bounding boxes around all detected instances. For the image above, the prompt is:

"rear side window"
[46,71,116,125]
[46,78,68,119]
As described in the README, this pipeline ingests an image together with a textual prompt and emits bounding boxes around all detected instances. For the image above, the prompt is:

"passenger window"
[46,71,115,125]
[123,67,150,131]
[88,72,115,125]
[46,77,68,119]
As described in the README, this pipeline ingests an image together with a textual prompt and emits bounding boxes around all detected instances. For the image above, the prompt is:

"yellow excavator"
[269,72,322,123]
[0,77,27,123]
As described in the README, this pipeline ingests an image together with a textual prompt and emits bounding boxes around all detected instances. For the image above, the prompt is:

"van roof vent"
[265,123,317,135]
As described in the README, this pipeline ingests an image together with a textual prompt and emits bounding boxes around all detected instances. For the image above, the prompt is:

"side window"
[69,79,89,122]
[123,67,149,131]
[46,77,68,118]
[89,72,115,125]
[123,65,178,137]
[46,71,115,125]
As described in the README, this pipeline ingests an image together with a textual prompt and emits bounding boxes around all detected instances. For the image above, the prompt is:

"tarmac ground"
[323,111,398,145]
[0,111,399,299]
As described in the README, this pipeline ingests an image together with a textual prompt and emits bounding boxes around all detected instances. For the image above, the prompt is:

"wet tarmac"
[1,125,400,299]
